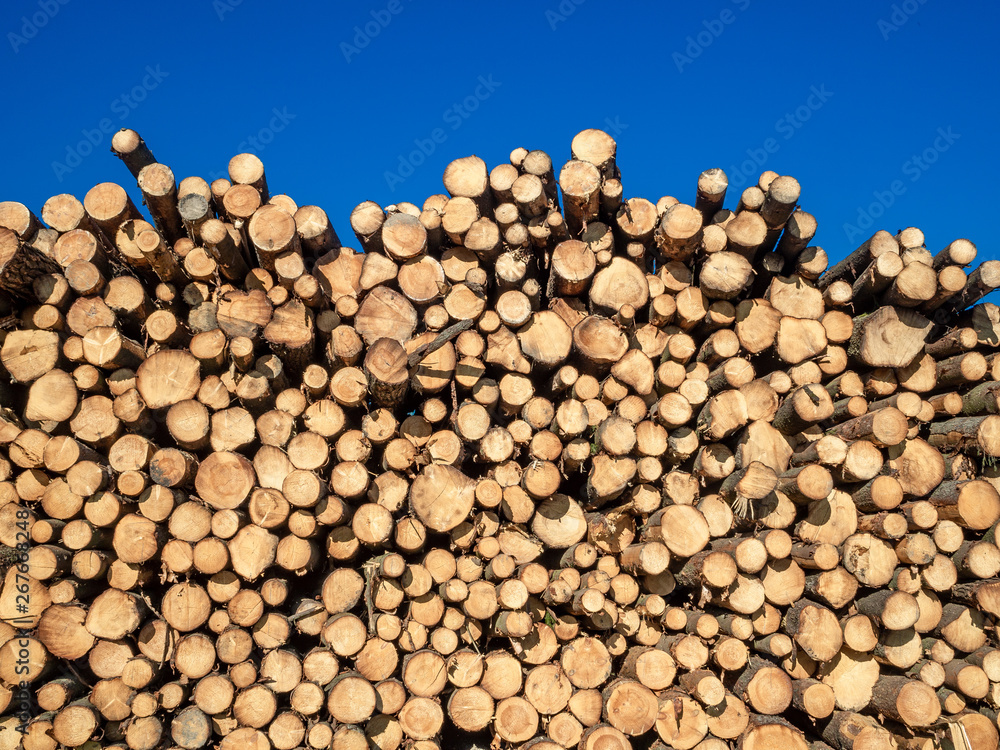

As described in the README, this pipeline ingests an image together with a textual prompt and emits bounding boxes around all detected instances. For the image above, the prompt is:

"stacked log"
[0,127,998,750]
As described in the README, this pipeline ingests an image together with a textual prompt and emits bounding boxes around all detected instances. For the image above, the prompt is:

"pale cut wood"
[6,124,1000,750]
[849,306,932,368]
[111,128,157,177]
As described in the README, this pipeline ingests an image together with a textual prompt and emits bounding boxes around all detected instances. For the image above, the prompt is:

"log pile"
[0,126,1000,749]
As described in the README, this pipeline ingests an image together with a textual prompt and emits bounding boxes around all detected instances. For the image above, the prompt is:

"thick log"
[848,306,932,368]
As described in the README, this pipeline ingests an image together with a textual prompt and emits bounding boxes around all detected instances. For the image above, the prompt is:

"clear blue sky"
[3,0,997,268]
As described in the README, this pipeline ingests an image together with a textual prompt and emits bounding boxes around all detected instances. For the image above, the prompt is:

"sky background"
[2,0,997,269]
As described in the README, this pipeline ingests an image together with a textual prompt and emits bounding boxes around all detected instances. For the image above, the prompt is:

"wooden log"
[825,407,908,447]
[821,711,895,750]
[949,259,1000,309]
[559,160,602,235]
[928,414,1000,457]
[772,384,834,435]
[111,128,156,177]
[247,204,299,272]
[136,163,184,244]
[869,676,940,728]
[572,129,617,179]
[928,479,1000,530]
[444,155,492,215]
[589,257,648,315]
[734,657,793,715]
[849,306,932,368]
[821,230,898,287]
[656,203,703,263]
[0,228,61,298]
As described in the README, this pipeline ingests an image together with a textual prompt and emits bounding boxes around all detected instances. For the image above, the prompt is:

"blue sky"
[2,0,997,267]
